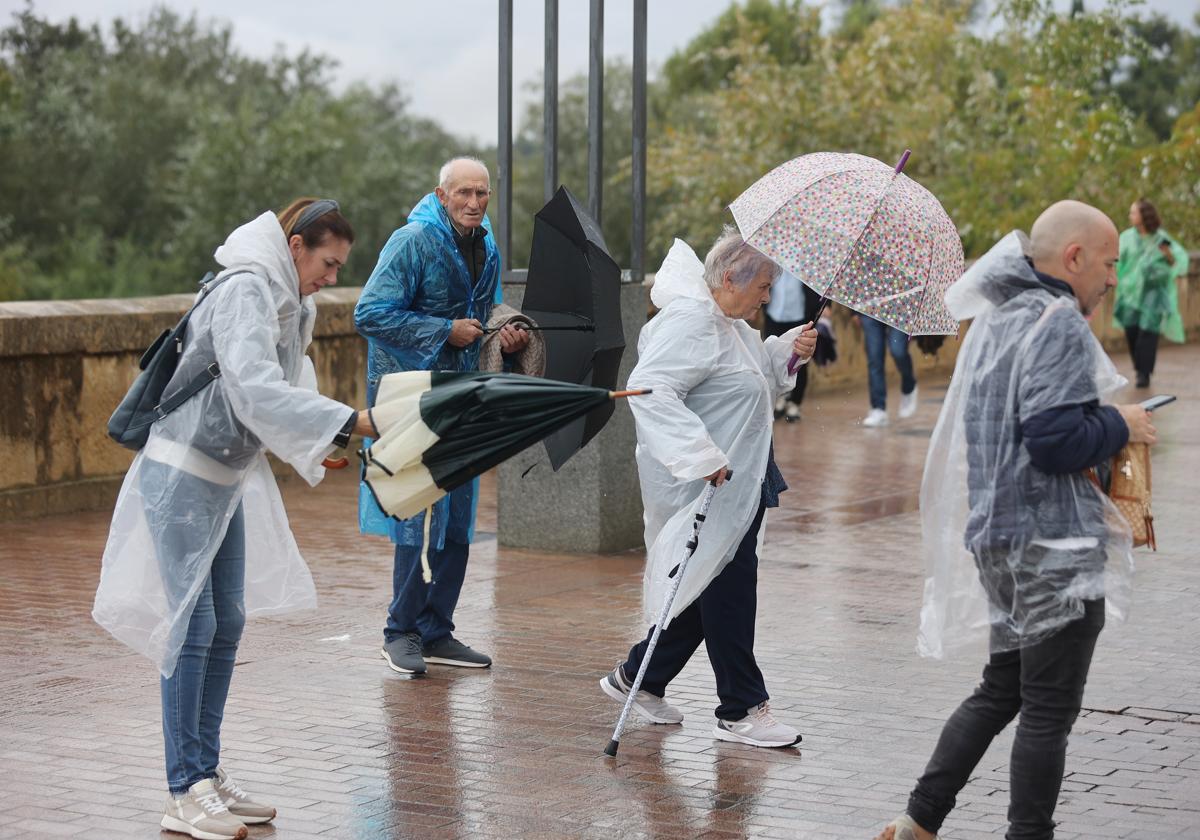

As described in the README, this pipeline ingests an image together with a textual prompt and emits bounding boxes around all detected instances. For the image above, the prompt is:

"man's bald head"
[1029,200,1119,316]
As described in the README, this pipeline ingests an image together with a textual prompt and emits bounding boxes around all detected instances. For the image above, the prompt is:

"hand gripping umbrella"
[522,186,625,469]
[730,149,964,373]
[603,472,732,760]
[360,371,649,523]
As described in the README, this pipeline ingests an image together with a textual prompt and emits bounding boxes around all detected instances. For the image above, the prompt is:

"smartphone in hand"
[1140,394,1176,412]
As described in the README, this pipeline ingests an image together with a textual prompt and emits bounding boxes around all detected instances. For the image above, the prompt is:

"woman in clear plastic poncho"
[1112,197,1190,389]
[598,229,815,749]
[92,199,375,838]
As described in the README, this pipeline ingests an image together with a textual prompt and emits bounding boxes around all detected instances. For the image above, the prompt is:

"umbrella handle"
[786,299,828,375]
[322,457,350,470]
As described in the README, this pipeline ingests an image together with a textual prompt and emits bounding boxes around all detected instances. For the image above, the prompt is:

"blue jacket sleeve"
[1022,402,1129,474]
[354,231,453,370]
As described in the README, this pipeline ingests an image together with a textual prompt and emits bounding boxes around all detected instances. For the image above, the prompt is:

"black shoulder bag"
[107,272,236,451]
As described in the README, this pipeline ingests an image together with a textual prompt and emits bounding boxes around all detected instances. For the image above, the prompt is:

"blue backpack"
[106,272,236,450]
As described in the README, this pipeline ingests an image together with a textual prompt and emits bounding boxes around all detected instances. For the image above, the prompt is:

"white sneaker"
[861,408,889,427]
[161,779,248,840]
[214,767,275,824]
[898,385,919,419]
[713,701,802,748]
[784,401,801,422]
[600,665,683,724]
[773,395,787,416]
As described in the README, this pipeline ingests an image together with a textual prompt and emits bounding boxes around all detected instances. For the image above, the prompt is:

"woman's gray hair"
[703,226,780,290]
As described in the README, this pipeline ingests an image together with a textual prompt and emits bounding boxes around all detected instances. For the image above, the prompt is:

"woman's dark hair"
[278,197,355,246]
[1135,197,1161,234]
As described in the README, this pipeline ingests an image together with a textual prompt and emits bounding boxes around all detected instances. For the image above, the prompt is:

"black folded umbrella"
[522,186,625,469]
[360,371,649,521]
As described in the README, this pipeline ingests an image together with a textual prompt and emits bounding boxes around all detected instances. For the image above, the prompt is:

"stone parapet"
[1,256,1196,523]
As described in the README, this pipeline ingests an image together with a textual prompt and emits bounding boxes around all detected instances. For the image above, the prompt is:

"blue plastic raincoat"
[354,193,502,546]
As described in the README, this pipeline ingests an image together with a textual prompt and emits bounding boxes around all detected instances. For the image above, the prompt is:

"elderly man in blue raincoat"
[356,157,528,676]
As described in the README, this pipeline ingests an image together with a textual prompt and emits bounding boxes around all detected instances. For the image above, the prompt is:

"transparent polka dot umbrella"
[730,150,964,369]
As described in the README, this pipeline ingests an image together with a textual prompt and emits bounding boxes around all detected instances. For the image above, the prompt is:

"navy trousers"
[621,503,769,721]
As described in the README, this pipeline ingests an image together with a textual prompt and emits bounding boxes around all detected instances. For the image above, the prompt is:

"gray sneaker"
[599,664,683,724]
[713,701,802,748]
[214,767,275,825]
[422,635,492,668]
[160,778,248,840]
[382,631,427,675]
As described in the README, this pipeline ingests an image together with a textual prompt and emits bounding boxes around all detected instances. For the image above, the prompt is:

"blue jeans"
[907,599,1105,839]
[160,504,246,794]
[385,539,469,646]
[861,315,916,410]
[621,503,769,720]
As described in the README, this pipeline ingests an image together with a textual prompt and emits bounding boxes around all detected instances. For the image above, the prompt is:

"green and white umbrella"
[361,370,649,522]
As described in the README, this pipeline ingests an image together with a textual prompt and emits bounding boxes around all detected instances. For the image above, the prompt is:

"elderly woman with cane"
[599,227,816,748]
[94,199,375,839]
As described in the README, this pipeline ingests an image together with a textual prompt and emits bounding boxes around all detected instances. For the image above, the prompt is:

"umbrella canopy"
[729,150,963,336]
[360,371,648,521]
[522,185,625,469]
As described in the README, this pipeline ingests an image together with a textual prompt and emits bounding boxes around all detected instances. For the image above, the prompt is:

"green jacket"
[1113,226,1189,343]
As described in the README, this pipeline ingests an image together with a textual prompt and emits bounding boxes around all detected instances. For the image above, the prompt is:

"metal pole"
[587,0,604,223]
[498,0,513,271]
[631,0,647,283]
[544,0,559,202]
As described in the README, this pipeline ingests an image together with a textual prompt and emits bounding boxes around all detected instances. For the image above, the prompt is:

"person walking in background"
[876,201,1157,840]
[355,157,527,677]
[761,269,822,421]
[1112,197,1189,388]
[859,313,918,427]
[93,199,375,840]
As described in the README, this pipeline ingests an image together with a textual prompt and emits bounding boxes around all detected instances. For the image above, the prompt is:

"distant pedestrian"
[876,201,1158,840]
[599,230,815,748]
[1112,197,1189,388]
[858,313,918,427]
[93,199,376,840]
[761,269,822,421]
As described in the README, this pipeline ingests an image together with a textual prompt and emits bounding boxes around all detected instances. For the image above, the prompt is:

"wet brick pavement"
[1,344,1198,839]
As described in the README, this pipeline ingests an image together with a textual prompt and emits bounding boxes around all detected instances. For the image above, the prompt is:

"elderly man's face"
[436,165,491,232]
[722,265,776,320]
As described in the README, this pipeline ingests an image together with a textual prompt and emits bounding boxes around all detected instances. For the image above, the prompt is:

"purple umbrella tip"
[895,149,912,174]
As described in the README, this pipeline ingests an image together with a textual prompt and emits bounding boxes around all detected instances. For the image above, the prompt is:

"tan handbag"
[1108,442,1156,550]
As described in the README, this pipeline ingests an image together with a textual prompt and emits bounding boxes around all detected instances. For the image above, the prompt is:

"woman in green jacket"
[1113,198,1189,388]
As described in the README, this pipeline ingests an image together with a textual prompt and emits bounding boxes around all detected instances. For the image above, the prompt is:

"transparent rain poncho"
[918,232,1133,659]
[354,193,501,548]
[93,211,354,677]
[631,240,806,627]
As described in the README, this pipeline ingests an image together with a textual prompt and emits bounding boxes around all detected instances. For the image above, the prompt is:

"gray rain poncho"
[630,240,806,627]
[918,232,1133,659]
[93,211,354,677]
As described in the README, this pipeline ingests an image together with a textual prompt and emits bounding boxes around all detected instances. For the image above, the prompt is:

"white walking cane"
[603,470,732,758]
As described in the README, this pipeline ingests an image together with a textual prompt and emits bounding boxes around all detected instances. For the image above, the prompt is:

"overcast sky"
[4,0,1197,144]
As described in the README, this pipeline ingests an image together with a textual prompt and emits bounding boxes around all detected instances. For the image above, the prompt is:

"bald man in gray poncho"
[877,202,1158,840]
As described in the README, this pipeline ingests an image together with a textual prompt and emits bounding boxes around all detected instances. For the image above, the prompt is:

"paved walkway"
[2,344,1198,839]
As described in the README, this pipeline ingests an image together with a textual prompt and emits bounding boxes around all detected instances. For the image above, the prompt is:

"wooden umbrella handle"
[322,456,350,469]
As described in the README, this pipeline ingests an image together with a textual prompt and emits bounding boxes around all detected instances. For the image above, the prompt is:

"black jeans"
[907,599,1105,840]
[621,503,769,721]
[1124,324,1159,380]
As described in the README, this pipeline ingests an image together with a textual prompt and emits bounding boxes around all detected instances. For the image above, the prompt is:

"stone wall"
[2,257,1197,522]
